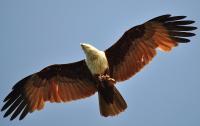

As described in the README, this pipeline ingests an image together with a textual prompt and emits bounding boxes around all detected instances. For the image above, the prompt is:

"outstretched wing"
[1,60,97,120]
[105,14,197,81]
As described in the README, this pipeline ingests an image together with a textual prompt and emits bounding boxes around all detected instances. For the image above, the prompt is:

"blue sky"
[0,0,199,126]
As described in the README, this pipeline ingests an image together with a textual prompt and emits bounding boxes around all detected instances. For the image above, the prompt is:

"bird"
[1,14,197,120]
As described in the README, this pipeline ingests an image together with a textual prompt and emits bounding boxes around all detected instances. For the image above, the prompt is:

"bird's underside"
[1,14,197,120]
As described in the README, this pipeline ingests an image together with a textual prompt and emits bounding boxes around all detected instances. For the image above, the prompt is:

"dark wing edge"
[105,14,197,82]
[1,60,97,120]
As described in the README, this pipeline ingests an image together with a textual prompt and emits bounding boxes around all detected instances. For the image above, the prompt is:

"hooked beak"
[80,43,87,50]
[80,43,84,47]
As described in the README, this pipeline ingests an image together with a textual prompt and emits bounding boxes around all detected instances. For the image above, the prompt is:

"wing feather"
[105,14,196,81]
[1,60,97,120]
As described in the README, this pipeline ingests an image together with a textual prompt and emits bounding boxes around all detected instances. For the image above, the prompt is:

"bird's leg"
[98,74,116,86]
[106,75,116,86]
[94,74,104,89]
[97,74,116,104]
[97,75,105,88]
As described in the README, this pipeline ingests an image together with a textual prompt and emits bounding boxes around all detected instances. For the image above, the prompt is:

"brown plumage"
[106,14,196,81]
[2,61,97,120]
[1,14,196,120]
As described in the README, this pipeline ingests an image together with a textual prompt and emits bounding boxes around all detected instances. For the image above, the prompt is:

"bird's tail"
[98,86,127,117]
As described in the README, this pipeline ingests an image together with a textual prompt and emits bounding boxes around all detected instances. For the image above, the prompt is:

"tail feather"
[98,87,127,117]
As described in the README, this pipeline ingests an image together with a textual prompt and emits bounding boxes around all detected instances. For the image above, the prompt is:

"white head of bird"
[80,43,102,59]
[80,43,109,75]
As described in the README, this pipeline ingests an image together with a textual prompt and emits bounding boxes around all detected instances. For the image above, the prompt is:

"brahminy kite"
[1,14,197,120]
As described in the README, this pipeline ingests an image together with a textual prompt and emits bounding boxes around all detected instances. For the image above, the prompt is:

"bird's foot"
[98,75,116,86]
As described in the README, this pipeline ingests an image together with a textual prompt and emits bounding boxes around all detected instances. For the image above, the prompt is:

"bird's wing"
[105,14,197,82]
[1,60,97,120]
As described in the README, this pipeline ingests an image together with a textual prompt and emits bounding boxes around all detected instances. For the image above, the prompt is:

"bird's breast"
[86,51,109,75]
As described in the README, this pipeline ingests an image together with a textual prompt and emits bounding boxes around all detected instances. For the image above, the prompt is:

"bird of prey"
[1,14,197,120]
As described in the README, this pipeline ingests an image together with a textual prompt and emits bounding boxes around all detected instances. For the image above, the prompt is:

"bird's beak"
[80,43,87,49]
[80,43,84,49]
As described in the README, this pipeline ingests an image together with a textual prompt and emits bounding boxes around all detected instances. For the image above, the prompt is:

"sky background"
[0,0,199,126]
